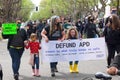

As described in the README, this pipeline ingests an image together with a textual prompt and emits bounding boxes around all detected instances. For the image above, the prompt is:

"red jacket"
[26,41,41,54]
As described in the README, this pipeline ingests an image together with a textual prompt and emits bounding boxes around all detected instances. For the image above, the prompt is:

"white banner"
[41,38,106,62]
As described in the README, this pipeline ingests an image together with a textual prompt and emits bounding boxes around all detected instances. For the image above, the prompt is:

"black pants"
[107,44,120,66]
[0,70,3,80]
[50,62,58,72]
[37,32,42,42]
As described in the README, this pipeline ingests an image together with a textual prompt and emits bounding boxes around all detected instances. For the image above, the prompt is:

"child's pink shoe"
[35,69,41,77]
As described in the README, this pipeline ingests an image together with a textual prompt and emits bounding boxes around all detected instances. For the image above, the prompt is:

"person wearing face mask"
[41,16,65,77]
[83,15,100,38]
[2,19,28,80]
[75,19,83,37]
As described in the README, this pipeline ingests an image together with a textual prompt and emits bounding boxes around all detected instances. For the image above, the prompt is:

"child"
[25,33,41,77]
[66,28,79,73]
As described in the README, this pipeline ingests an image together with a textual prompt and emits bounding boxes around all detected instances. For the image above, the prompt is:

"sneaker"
[14,74,19,80]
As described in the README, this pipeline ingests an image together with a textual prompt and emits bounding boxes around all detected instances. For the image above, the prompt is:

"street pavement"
[0,40,120,80]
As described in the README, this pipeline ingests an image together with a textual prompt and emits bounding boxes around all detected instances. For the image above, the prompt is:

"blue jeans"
[69,61,79,65]
[9,48,24,75]
[32,54,39,69]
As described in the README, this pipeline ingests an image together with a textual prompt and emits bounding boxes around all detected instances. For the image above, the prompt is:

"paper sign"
[2,23,17,35]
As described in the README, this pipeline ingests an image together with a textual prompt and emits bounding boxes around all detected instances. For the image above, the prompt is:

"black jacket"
[84,22,99,38]
[103,27,120,45]
[2,29,27,50]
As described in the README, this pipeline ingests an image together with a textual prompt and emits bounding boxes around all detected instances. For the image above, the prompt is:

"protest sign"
[41,38,106,62]
[2,23,17,35]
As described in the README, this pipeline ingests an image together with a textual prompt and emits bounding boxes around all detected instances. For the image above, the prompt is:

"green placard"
[2,23,17,35]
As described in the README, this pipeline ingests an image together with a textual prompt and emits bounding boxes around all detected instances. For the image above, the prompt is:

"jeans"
[69,61,79,65]
[9,48,24,75]
[50,62,58,72]
[32,54,39,69]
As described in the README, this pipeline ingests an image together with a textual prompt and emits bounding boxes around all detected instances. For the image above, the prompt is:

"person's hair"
[50,16,63,35]
[88,15,94,22]
[30,33,37,42]
[16,19,21,24]
[66,28,78,39]
[109,14,120,30]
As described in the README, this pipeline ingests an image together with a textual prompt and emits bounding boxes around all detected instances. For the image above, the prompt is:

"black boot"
[54,67,58,72]
[54,64,58,72]
[51,72,55,77]
[14,74,19,80]
[51,69,55,77]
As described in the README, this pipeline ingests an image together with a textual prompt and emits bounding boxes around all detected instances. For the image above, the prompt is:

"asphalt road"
[0,40,120,80]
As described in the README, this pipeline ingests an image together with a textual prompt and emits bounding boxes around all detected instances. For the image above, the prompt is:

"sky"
[31,0,42,6]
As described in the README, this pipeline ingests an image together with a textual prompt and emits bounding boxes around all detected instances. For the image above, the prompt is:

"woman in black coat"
[2,20,28,80]
[103,14,120,67]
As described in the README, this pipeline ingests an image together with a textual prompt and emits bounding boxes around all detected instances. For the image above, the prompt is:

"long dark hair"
[50,16,63,35]
[109,14,120,30]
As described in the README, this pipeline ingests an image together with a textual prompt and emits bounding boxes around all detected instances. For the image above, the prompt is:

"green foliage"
[110,0,118,6]
[31,0,120,20]
[31,0,69,19]
[31,0,99,20]
[18,0,34,21]
[31,0,52,20]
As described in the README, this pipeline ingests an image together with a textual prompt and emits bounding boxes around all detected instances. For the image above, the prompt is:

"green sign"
[2,23,17,35]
